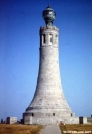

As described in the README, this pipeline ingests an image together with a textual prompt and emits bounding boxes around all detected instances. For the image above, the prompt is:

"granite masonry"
[23,5,87,125]
[6,117,17,124]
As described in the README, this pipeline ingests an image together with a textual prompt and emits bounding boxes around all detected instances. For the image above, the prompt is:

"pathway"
[41,125,61,134]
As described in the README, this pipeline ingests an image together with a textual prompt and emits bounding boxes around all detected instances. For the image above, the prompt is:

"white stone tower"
[23,5,76,125]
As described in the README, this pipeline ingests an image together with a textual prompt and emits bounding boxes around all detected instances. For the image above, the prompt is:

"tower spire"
[47,3,50,7]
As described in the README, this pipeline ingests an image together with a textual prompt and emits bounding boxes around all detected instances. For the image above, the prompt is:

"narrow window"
[43,34,45,43]
[55,35,58,44]
[50,37,52,42]
[53,113,55,116]
[50,34,53,43]
[32,113,34,116]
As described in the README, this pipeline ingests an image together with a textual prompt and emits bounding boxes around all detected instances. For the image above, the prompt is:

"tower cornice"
[40,25,59,32]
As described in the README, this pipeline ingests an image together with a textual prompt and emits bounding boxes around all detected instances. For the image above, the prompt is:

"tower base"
[23,111,81,125]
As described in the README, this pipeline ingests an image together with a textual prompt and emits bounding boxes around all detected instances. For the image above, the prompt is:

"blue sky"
[0,0,92,120]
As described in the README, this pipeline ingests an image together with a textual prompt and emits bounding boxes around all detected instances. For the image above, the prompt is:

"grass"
[1,123,92,134]
[0,124,43,134]
[60,124,92,134]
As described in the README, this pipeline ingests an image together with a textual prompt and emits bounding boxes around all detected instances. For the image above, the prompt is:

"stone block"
[79,117,87,124]
[24,116,32,125]
[6,117,17,124]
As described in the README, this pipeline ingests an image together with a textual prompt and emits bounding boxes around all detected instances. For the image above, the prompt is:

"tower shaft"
[23,25,72,125]
[30,26,71,111]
